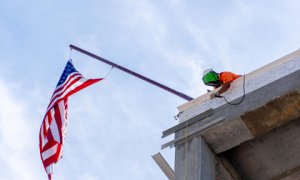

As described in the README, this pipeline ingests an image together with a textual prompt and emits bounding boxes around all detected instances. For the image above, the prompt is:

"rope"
[173,110,188,180]
[181,75,246,180]
[103,66,114,79]
[174,110,188,180]
[69,47,72,60]
[222,74,246,105]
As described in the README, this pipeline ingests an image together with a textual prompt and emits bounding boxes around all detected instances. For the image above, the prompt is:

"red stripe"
[42,121,46,139]
[54,103,63,143]
[47,110,53,125]
[50,72,81,99]
[40,140,57,154]
[39,64,102,178]
[65,78,102,97]
[51,73,82,98]
[47,77,82,110]
[40,141,58,169]
[46,128,55,144]
[43,111,52,137]
[42,143,62,167]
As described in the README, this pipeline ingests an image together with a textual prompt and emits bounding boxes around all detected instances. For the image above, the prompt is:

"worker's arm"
[210,82,231,99]
[218,82,231,94]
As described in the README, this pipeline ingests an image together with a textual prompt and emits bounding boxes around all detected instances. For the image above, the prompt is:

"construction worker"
[202,69,241,99]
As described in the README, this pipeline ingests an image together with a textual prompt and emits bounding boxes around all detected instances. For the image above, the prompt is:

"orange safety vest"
[219,72,241,85]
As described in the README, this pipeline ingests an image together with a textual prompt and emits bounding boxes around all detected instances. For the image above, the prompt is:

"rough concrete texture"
[280,170,300,180]
[216,156,240,180]
[215,160,234,180]
[174,136,215,180]
[178,50,300,123]
[242,90,300,136]
[167,49,300,180]
[173,69,300,153]
[201,117,253,153]
[225,118,300,180]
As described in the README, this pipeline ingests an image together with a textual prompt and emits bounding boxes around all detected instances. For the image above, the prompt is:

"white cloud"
[2,1,300,180]
[78,174,98,180]
[0,79,45,180]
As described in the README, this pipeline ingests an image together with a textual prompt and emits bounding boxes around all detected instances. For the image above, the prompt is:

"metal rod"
[161,117,224,149]
[162,109,213,138]
[69,44,193,101]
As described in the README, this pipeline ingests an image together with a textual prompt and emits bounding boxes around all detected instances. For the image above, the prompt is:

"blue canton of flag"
[57,61,78,87]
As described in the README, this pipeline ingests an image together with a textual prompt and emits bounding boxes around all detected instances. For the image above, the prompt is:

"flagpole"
[69,44,193,101]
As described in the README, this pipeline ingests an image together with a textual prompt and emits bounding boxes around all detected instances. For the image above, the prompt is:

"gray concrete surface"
[178,49,300,122]
[174,136,215,180]
[163,49,300,179]
[226,118,300,180]
[170,69,300,153]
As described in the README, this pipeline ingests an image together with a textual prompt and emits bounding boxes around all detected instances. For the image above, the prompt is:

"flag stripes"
[39,60,102,179]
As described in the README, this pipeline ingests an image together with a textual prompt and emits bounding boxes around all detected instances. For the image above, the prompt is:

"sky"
[0,0,300,179]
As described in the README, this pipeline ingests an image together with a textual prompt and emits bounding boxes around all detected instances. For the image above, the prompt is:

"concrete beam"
[165,49,300,180]
[216,156,242,180]
[241,90,300,136]
[162,109,213,138]
[174,136,215,180]
[161,117,224,149]
[169,70,300,153]
[201,117,253,153]
[225,118,300,180]
[178,49,300,123]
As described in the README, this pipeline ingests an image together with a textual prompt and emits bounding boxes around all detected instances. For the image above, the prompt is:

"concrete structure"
[162,49,300,180]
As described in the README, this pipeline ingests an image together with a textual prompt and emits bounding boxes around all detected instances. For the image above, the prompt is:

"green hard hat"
[202,69,220,87]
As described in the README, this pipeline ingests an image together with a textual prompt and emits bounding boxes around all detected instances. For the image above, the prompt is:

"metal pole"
[69,44,193,101]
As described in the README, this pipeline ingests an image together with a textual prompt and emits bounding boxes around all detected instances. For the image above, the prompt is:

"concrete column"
[174,135,215,180]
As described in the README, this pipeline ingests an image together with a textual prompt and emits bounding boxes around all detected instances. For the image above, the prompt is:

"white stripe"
[48,78,87,111]
[42,138,48,149]
[58,100,66,126]
[42,144,58,160]
[50,73,81,101]
[55,72,81,90]
[47,74,83,111]
[60,78,87,97]
[45,113,50,130]
[50,117,61,143]
[40,124,47,148]
[45,164,53,174]
[50,108,55,120]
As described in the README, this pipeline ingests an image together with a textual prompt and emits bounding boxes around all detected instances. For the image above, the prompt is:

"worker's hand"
[210,92,220,99]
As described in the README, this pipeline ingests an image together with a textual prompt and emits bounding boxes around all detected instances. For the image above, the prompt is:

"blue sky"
[1,0,300,179]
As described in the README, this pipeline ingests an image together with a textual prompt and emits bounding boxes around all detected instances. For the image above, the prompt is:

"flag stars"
[56,63,78,86]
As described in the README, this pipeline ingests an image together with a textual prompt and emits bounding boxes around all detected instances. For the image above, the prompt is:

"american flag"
[39,60,102,180]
